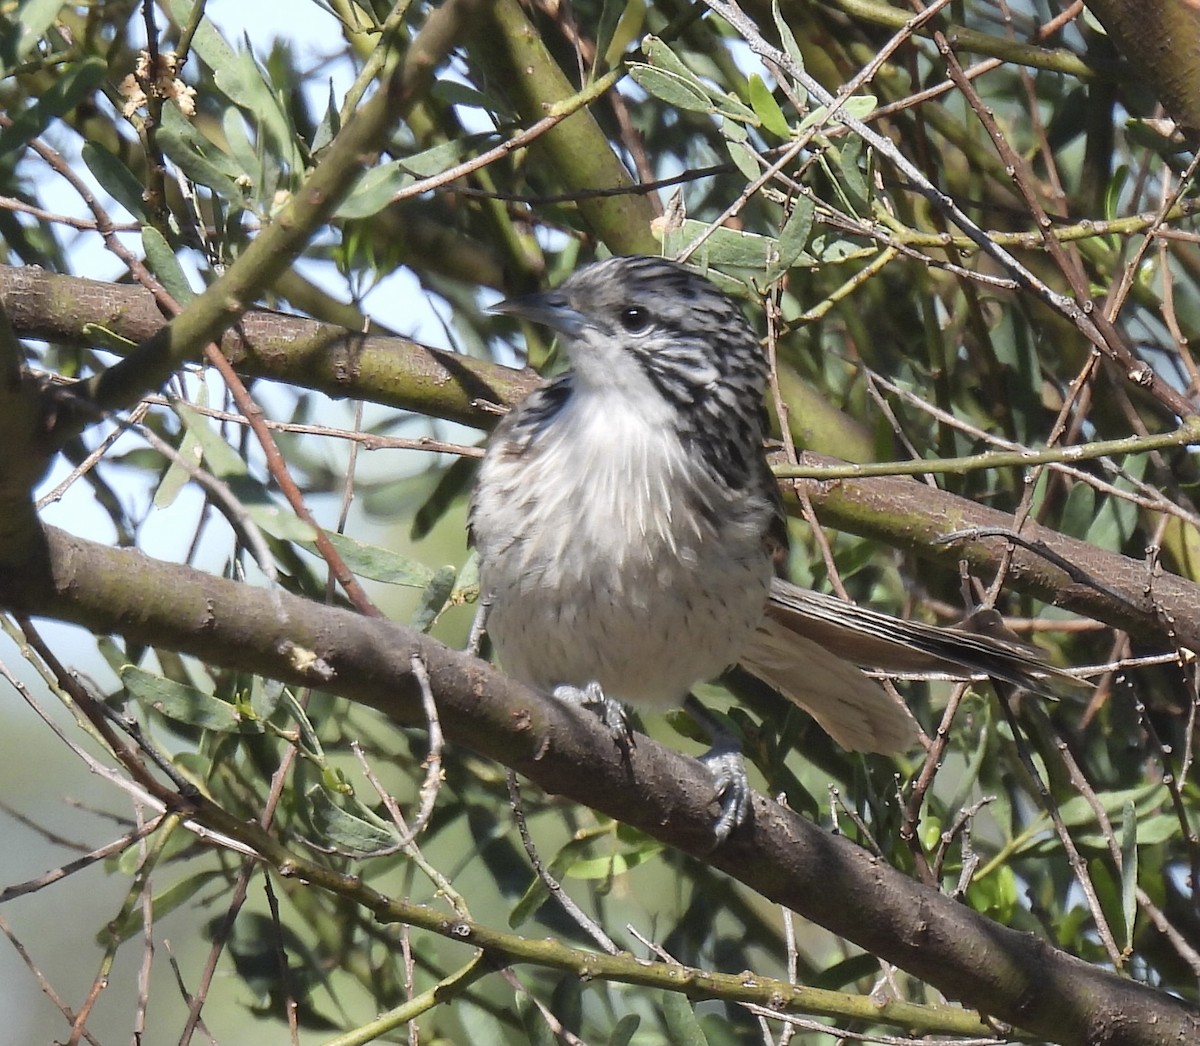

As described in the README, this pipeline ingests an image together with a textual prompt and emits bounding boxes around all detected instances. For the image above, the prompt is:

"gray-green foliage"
[0,1,1197,1044]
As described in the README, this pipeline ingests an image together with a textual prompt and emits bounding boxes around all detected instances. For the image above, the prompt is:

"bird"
[468,254,1072,841]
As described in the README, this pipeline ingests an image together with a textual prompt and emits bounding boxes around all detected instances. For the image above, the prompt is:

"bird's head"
[492,256,768,436]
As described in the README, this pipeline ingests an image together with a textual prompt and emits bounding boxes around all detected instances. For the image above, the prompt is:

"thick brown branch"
[0,524,1195,1045]
[0,265,536,427]
[795,450,1200,653]
[1086,0,1200,145]
[7,265,1200,656]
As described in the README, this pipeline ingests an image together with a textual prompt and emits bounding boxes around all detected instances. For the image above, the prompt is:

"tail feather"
[739,618,917,753]
[737,578,1084,754]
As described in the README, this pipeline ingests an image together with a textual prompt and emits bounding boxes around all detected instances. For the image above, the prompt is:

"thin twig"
[505,772,620,955]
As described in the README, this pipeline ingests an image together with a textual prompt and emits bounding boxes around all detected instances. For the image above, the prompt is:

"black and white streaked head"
[491,256,771,486]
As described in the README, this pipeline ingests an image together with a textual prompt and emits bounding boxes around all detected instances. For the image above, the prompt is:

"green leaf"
[409,461,471,541]
[1055,903,1090,951]
[163,1,303,177]
[641,35,756,122]
[156,102,245,199]
[660,219,775,270]
[166,0,250,103]
[749,74,790,138]
[662,992,708,1046]
[842,94,878,120]
[431,78,514,116]
[799,93,877,134]
[1086,455,1145,552]
[564,842,664,879]
[172,402,318,541]
[0,56,107,160]
[141,226,195,304]
[305,785,398,854]
[153,389,206,509]
[411,565,457,632]
[812,233,871,264]
[311,79,340,153]
[232,45,306,176]
[772,0,807,99]
[642,36,703,86]
[1105,165,1129,225]
[836,133,871,213]
[725,137,759,181]
[248,678,285,722]
[765,194,815,281]
[243,496,319,542]
[965,863,1018,922]
[81,143,149,222]
[1120,799,1138,952]
[451,549,480,604]
[598,0,645,73]
[1060,480,1097,540]
[122,665,260,733]
[279,687,323,757]
[335,159,413,219]
[5,0,64,66]
[516,995,558,1046]
[722,117,748,144]
[919,816,941,853]
[627,63,712,114]
[97,636,129,679]
[508,874,551,929]
[711,92,757,123]
[303,530,435,588]
[173,401,248,478]
[1047,785,1166,829]
[609,1014,641,1046]
[812,953,886,990]
[1071,815,1179,850]
[101,870,226,944]
[399,135,488,178]
[222,106,262,197]
[946,719,991,812]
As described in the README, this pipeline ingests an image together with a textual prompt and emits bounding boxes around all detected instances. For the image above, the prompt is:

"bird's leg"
[466,593,492,657]
[552,682,635,748]
[683,694,752,844]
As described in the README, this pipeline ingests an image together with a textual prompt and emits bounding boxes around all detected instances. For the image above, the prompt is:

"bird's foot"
[552,682,634,748]
[683,694,753,844]
[697,742,751,845]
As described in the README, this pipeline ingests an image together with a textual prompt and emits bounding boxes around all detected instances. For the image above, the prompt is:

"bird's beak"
[489,290,587,336]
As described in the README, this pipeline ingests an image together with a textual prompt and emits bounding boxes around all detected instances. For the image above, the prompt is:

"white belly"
[474,395,773,708]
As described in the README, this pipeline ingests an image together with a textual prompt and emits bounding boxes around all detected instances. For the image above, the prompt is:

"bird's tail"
[737,578,1083,754]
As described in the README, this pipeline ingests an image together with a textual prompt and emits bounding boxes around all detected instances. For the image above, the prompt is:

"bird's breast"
[473,396,774,707]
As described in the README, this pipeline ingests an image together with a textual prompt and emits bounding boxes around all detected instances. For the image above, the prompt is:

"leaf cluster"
[0,1,1198,1044]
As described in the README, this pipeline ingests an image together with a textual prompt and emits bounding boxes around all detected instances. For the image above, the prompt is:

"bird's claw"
[698,743,752,844]
[552,682,634,748]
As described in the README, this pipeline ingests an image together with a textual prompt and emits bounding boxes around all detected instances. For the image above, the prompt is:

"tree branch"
[6,263,1200,656]
[472,0,660,256]
[84,0,490,419]
[1085,0,1200,144]
[0,524,1196,1045]
[795,450,1200,653]
[0,265,536,427]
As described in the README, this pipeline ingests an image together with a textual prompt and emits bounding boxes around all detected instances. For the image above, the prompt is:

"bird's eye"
[618,306,652,333]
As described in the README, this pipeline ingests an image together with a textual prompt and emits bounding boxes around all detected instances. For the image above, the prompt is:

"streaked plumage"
[469,256,1071,830]
[471,256,777,710]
